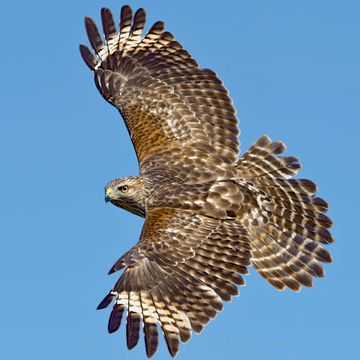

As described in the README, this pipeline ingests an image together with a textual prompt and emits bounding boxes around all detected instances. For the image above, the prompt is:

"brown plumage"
[80,5,333,358]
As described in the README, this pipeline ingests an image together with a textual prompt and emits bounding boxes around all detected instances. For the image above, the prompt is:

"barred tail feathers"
[237,136,333,291]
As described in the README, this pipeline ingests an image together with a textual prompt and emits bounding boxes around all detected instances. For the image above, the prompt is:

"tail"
[237,136,333,291]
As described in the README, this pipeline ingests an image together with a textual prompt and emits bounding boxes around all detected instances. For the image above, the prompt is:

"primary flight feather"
[80,5,333,358]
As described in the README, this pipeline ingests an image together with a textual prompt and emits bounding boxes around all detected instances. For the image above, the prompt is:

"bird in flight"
[80,4,333,358]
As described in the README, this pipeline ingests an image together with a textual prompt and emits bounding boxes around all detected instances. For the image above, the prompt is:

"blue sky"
[1,0,359,359]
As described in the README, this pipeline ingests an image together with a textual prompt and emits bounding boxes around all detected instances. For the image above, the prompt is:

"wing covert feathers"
[237,136,333,291]
[80,5,239,167]
[97,208,250,358]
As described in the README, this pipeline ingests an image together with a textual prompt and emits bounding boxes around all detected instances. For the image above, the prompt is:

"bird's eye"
[119,185,129,193]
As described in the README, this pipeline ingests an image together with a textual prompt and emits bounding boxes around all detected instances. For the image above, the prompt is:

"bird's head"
[104,176,146,217]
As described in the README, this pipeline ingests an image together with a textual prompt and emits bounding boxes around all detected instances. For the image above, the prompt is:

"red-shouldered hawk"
[80,5,333,358]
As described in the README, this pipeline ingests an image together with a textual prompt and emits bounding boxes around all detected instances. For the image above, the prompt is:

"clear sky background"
[1,0,359,359]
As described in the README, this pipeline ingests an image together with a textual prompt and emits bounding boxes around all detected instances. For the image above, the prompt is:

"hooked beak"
[105,188,113,203]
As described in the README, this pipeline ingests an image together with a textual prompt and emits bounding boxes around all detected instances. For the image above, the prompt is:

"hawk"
[80,5,333,358]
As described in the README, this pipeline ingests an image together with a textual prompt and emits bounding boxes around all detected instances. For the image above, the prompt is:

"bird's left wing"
[80,6,239,171]
[98,207,250,358]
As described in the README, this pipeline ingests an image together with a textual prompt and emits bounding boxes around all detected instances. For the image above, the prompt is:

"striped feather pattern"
[80,4,334,359]
[237,135,301,179]
[98,208,250,357]
[80,5,239,167]
[237,136,333,291]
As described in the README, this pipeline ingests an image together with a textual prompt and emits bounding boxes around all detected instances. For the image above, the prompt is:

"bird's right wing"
[98,207,250,358]
[80,6,239,174]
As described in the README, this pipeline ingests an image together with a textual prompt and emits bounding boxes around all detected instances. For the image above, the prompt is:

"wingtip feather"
[108,304,125,333]
[97,292,115,310]
[79,44,97,70]
[84,16,104,54]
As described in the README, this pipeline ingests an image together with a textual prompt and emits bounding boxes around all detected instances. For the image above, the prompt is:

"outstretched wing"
[80,6,239,170]
[98,208,250,358]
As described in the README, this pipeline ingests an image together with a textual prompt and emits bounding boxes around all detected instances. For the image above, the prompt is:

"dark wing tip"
[108,304,125,333]
[320,228,334,244]
[101,7,113,23]
[108,261,123,275]
[79,44,97,70]
[144,322,159,358]
[271,140,287,154]
[167,339,180,358]
[84,16,92,24]
[149,20,165,34]
[108,266,116,275]
[101,7,117,42]
[134,7,146,16]
[84,16,104,54]
[108,252,128,274]
[121,4,132,13]
[120,4,133,23]
[127,312,141,349]
[97,292,115,310]
[84,16,95,36]
[130,8,147,39]
[326,253,334,263]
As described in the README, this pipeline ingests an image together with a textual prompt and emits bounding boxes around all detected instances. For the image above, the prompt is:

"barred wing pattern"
[80,6,239,167]
[98,208,250,357]
[79,5,334,359]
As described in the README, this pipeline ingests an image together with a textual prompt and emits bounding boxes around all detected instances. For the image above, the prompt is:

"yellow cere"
[106,188,113,196]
